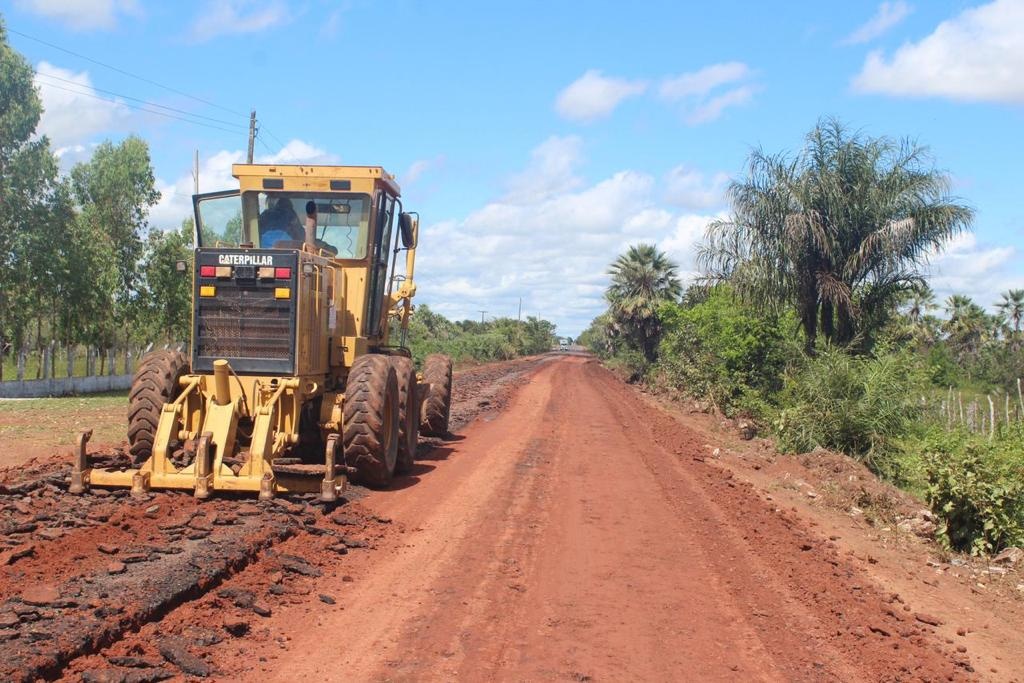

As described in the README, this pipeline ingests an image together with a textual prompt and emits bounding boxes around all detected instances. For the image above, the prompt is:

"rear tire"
[420,354,453,437]
[127,349,189,463]
[343,355,399,487]
[389,356,418,475]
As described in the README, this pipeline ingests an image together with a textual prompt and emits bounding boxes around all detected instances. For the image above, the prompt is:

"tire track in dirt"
[0,357,546,681]
[245,355,973,682]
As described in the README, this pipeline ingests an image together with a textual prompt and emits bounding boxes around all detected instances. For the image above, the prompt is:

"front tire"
[127,349,189,463]
[343,355,400,487]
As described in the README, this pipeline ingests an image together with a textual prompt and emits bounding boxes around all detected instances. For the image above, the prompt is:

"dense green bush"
[604,347,649,383]
[655,287,795,418]
[774,349,923,467]
[916,428,1024,554]
[403,305,557,365]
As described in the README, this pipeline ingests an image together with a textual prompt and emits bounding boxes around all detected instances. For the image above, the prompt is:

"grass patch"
[0,391,127,413]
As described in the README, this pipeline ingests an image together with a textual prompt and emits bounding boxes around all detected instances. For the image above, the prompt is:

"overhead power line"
[33,71,247,130]
[34,80,246,136]
[13,26,298,160]
[8,27,246,117]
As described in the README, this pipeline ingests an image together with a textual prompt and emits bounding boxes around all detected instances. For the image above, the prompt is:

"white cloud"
[927,232,1018,308]
[259,139,338,165]
[505,135,584,200]
[659,62,758,124]
[686,85,758,125]
[659,62,750,99]
[149,139,337,230]
[15,0,139,30]
[413,137,718,335]
[663,165,730,210]
[403,155,446,184]
[555,70,648,122]
[33,61,129,148]
[842,1,913,45]
[852,0,1024,103]
[189,0,290,42]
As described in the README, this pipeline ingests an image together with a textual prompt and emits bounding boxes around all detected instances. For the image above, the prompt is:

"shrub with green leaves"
[774,349,923,466]
[605,347,650,383]
[917,429,1024,554]
[403,305,558,365]
[655,287,794,418]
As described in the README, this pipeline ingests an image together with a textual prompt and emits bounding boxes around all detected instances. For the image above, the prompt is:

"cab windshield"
[197,191,372,259]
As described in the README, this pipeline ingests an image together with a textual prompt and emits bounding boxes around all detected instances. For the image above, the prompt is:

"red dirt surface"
[206,356,982,681]
[2,354,1021,681]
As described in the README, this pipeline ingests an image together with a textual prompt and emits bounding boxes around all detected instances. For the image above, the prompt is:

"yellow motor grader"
[70,164,452,501]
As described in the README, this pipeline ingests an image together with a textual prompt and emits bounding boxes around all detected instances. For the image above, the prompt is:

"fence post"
[988,395,995,442]
[1005,394,1010,433]
[1018,378,1023,422]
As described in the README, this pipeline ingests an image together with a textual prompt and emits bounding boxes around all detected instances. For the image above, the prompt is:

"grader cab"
[70,164,453,500]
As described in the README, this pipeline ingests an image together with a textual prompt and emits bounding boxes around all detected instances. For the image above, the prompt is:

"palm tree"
[997,289,1024,350]
[944,294,989,361]
[606,244,682,362]
[698,118,973,353]
[895,283,939,347]
[906,284,936,324]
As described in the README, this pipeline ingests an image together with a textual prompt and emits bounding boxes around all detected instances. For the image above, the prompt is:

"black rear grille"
[192,249,298,374]
[197,289,291,360]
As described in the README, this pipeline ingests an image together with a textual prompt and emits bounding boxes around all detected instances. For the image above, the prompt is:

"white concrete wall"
[0,374,132,398]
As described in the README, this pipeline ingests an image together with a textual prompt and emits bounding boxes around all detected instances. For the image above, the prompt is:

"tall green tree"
[606,243,682,362]
[0,18,66,379]
[997,289,1024,349]
[943,295,991,363]
[698,118,973,353]
[139,218,194,342]
[69,136,161,348]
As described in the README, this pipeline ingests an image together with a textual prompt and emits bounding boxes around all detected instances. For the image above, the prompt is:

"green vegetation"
[698,118,973,354]
[653,286,795,417]
[606,244,682,362]
[404,305,557,365]
[0,22,189,380]
[583,119,1024,556]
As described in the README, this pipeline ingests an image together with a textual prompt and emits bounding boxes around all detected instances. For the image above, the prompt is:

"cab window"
[247,192,372,257]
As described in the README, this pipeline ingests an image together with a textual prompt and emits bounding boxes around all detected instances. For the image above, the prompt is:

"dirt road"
[233,355,970,681]
[2,354,1013,681]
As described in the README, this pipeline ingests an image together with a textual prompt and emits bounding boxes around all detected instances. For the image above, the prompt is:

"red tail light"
[199,265,216,278]
[275,267,292,279]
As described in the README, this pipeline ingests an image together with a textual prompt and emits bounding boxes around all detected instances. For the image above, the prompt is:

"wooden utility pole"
[518,297,522,323]
[479,310,487,324]
[247,110,257,163]
[192,150,199,195]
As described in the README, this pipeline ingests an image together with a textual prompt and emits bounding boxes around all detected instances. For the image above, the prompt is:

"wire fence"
[928,380,1024,441]
[0,342,185,383]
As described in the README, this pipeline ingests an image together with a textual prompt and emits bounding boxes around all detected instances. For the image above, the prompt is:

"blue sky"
[4,0,1023,335]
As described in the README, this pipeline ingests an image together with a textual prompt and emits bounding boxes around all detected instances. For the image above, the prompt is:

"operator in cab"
[258,197,303,247]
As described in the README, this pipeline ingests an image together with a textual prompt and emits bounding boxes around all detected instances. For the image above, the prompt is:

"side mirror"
[399,212,417,249]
